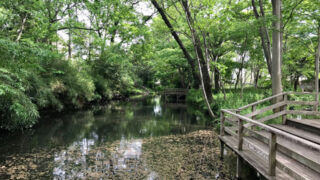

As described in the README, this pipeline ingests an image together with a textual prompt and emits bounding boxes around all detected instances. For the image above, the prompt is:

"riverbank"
[0,130,233,179]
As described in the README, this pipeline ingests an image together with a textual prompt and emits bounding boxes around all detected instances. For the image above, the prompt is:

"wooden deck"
[219,92,320,179]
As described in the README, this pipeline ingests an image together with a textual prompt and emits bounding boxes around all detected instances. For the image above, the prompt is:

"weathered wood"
[164,88,188,103]
[245,111,286,128]
[220,111,225,136]
[221,92,320,179]
[268,132,277,176]
[287,91,317,95]
[286,101,318,105]
[164,88,188,95]
[222,109,320,150]
[286,110,320,116]
[225,126,238,137]
[220,139,224,160]
[237,92,287,111]
[225,117,238,125]
[286,118,320,130]
[271,124,320,145]
[232,135,320,179]
[236,155,243,179]
[252,105,257,119]
[219,135,295,180]
[238,119,244,151]
[282,94,288,124]
[253,130,320,174]
[245,101,286,118]
[315,26,320,112]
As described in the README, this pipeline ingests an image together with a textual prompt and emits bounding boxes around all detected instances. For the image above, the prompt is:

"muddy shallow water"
[0,96,214,179]
[0,96,259,179]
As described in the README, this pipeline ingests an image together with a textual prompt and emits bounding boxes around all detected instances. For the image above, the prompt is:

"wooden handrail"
[287,91,317,95]
[237,92,287,111]
[220,92,320,177]
[221,109,320,151]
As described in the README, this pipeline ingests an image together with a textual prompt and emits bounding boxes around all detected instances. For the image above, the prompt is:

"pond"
[0,96,213,179]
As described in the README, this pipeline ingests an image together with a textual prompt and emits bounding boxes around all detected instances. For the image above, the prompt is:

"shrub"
[0,68,39,130]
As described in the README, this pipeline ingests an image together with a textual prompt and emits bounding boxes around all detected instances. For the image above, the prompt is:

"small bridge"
[219,92,320,179]
[163,88,188,103]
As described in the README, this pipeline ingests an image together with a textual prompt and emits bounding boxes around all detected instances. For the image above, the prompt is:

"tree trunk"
[315,25,320,111]
[235,69,240,90]
[181,0,215,117]
[252,0,272,76]
[294,75,300,91]
[254,69,260,88]
[214,67,220,92]
[151,0,200,88]
[235,53,246,90]
[16,14,28,42]
[68,29,72,60]
[271,0,283,102]
[68,5,72,60]
[203,32,212,84]
[240,69,244,98]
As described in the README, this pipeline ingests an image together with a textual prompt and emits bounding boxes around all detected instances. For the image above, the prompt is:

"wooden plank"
[237,92,286,111]
[220,111,225,136]
[242,135,320,179]
[222,109,320,151]
[244,101,286,118]
[257,111,286,122]
[286,110,320,116]
[225,126,238,137]
[282,94,288,124]
[219,135,296,180]
[288,91,317,95]
[271,124,320,145]
[287,101,318,105]
[286,118,320,130]
[254,130,320,174]
[268,132,277,176]
[238,119,244,151]
[252,105,257,120]
[244,111,286,128]
[225,117,238,126]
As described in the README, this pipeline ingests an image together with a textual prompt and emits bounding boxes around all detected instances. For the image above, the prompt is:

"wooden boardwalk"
[163,88,188,103]
[219,92,320,179]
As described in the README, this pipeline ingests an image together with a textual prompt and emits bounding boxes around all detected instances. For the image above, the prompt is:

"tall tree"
[150,0,200,88]
[252,0,272,76]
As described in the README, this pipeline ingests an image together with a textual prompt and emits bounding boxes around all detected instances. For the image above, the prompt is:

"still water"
[0,96,210,179]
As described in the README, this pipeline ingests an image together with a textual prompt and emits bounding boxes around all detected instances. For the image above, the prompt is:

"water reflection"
[153,97,162,116]
[52,137,149,179]
[0,96,209,179]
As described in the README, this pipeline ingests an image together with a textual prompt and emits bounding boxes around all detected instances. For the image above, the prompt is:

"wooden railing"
[220,91,320,177]
[163,88,188,95]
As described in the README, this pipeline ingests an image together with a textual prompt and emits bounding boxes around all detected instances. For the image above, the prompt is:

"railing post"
[220,111,225,136]
[251,105,257,130]
[237,110,243,151]
[251,105,256,120]
[314,92,319,111]
[268,132,277,176]
[238,119,244,151]
[282,94,288,124]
